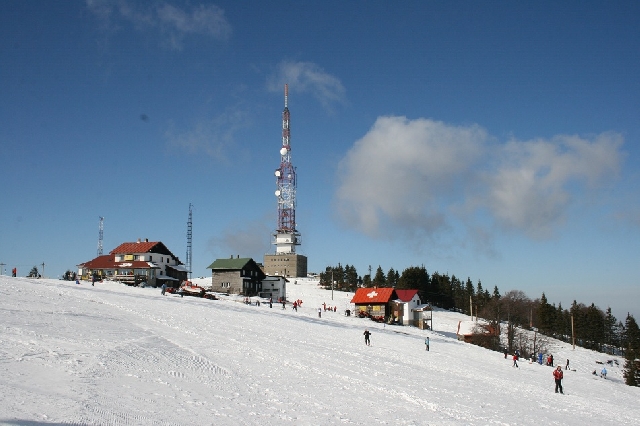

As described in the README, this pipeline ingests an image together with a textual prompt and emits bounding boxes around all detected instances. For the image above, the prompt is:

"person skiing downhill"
[553,365,564,393]
[512,353,519,368]
[363,329,371,346]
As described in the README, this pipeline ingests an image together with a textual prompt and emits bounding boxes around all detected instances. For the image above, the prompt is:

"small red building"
[350,287,397,321]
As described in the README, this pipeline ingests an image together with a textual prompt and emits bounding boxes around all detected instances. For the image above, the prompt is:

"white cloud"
[268,61,346,110]
[487,133,623,236]
[335,116,624,244]
[86,0,231,50]
[156,3,231,38]
[335,116,486,238]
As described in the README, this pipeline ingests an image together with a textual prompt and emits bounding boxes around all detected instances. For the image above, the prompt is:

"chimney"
[230,255,233,259]
[237,255,240,259]
[137,238,141,243]
[145,238,148,242]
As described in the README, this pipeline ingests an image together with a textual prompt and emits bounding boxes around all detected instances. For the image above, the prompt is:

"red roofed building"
[77,239,188,287]
[350,287,397,321]
[390,289,423,326]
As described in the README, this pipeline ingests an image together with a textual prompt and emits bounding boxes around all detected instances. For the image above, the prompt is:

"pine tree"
[386,268,396,288]
[344,265,358,291]
[28,266,39,278]
[583,303,605,350]
[623,314,640,386]
[537,293,554,335]
[492,286,501,300]
[373,266,386,287]
[553,303,570,342]
[362,274,372,288]
[603,307,618,353]
[398,266,429,296]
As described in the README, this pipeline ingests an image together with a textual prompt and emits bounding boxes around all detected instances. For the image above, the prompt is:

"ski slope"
[1,276,638,425]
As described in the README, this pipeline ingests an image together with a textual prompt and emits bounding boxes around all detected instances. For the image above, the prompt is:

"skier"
[565,359,570,370]
[161,283,167,296]
[12,267,17,277]
[425,337,430,351]
[91,274,97,286]
[601,367,607,379]
[538,352,544,365]
[364,329,371,346]
[553,365,564,393]
[503,347,508,359]
[318,307,322,318]
[512,353,519,368]
[549,354,554,367]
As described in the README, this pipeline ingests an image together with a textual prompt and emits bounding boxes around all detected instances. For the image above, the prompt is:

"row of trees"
[318,263,639,386]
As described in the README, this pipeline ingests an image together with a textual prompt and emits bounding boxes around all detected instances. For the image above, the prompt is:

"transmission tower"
[186,203,193,280]
[97,216,104,256]
[273,84,301,254]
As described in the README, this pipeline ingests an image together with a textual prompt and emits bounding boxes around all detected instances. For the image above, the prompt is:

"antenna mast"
[186,203,193,280]
[97,216,104,256]
[273,84,301,253]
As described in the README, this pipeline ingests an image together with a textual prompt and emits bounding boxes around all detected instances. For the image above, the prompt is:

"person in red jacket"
[553,365,564,394]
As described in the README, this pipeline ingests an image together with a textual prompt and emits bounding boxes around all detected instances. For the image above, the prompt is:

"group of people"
[592,367,608,378]
[235,297,302,309]
[504,348,521,367]
[322,303,337,312]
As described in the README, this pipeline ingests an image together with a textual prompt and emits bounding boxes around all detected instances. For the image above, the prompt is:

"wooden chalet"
[350,287,398,321]
[207,256,266,296]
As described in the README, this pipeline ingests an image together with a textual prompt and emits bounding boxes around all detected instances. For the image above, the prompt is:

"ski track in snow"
[0,277,639,425]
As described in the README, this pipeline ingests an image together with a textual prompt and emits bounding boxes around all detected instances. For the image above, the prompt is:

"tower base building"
[263,254,307,278]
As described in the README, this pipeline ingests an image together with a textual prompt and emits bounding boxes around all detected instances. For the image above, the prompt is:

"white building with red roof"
[391,289,423,326]
[77,239,188,287]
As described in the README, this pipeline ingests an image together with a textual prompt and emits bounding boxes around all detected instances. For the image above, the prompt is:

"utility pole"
[470,295,473,320]
[571,314,575,350]
[41,262,45,278]
[325,267,334,300]
[0,262,5,275]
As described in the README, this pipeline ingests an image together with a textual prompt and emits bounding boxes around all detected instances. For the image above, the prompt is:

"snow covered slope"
[1,276,638,425]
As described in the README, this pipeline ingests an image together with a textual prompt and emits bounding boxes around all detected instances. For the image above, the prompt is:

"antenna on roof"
[186,204,193,280]
[97,216,104,257]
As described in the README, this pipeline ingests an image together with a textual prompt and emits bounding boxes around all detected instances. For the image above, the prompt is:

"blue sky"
[1,1,639,320]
